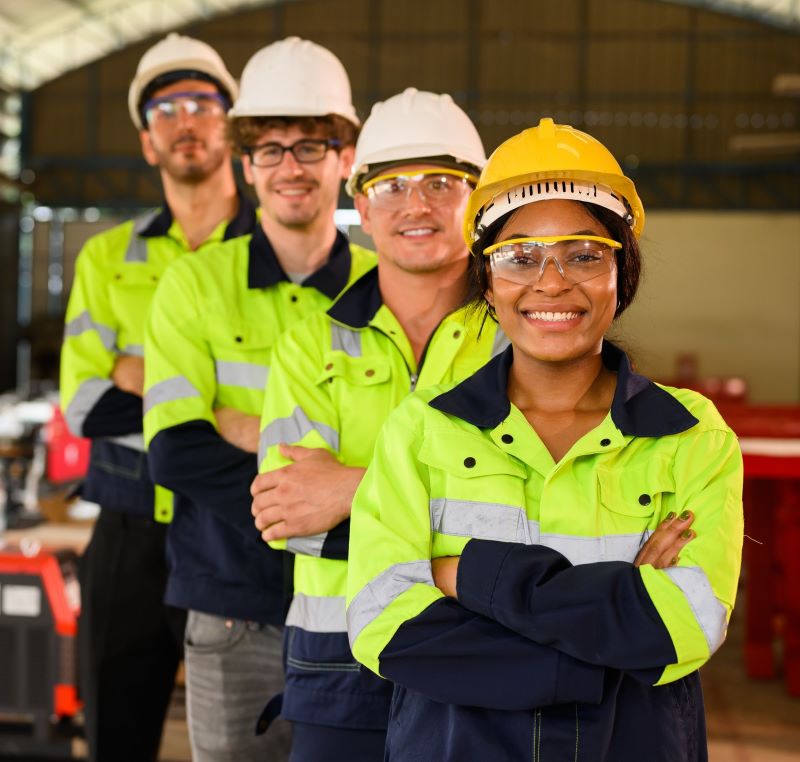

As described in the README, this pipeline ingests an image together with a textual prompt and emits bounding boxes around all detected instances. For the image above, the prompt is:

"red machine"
[0,546,82,758]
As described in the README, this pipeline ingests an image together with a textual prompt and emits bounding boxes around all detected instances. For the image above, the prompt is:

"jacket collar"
[327,267,383,328]
[430,340,699,437]
[138,189,257,241]
[247,225,352,300]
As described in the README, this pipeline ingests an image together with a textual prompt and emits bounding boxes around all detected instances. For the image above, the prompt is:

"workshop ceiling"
[0,0,797,92]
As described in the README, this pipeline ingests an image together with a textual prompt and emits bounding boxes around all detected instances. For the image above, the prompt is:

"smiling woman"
[346,118,745,761]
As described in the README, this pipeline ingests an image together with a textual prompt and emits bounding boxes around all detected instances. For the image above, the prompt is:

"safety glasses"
[143,91,228,126]
[363,168,478,210]
[485,235,621,286]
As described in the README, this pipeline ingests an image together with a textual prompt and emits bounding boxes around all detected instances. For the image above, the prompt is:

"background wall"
[615,211,800,402]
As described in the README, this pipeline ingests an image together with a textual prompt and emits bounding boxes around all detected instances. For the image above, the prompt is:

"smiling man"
[60,34,254,762]
[249,88,506,760]
[142,38,373,762]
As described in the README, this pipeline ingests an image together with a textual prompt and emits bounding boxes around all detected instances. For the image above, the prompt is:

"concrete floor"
[156,594,800,762]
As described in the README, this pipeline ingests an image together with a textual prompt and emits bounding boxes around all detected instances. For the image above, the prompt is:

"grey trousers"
[184,610,292,762]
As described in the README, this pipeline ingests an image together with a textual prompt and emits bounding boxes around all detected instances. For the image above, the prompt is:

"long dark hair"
[465,201,642,323]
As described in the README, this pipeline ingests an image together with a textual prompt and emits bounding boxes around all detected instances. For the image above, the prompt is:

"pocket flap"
[597,458,674,517]
[315,352,391,387]
[418,430,526,479]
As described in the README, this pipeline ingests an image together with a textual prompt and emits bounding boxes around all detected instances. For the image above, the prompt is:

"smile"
[522,311,582,321]
[399,227,436,237]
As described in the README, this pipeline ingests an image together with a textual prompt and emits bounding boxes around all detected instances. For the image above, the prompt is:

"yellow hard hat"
[463,118,644,246]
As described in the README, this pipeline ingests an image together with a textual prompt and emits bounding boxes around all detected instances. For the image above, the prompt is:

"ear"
[139,130,158,167]
[354,193,372,236]
[241,153,255,186]
[337,145,355,180]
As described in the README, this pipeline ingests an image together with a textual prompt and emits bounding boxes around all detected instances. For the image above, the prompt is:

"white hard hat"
[229,36,358,126]
[346,87,486,196]
[128,33,238,130]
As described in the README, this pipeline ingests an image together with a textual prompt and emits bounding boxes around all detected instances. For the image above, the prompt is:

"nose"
[403,184,432,214]
[277,147,304,175]
[534,256,572,294]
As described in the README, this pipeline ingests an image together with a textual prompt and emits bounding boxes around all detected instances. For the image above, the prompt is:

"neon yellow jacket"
[60,201,255,516]
[143,227,374,623]
[258,267,509,728]
[344,341,743,759]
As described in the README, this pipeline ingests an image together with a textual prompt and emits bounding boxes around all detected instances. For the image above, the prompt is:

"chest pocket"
[315,352,392,389]
[597,457,675,533]
[420,431,529,549]
[109,266,161,343]
[204,319,277,406]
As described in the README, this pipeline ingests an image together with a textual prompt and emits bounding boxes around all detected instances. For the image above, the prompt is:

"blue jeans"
[184,610,291,761]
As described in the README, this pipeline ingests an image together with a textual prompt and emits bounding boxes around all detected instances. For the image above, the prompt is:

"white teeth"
[277,188,309,196]
[400,228,434,236]
[524,311,581,321]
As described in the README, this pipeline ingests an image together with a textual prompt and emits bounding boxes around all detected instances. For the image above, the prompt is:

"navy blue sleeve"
[319,519,350,560]
[379,597,607,710]
[148,420,258,536]
[457,539,675,679]
[82,387,143,437]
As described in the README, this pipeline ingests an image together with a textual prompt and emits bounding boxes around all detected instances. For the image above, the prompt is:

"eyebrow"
[503,228,599,239]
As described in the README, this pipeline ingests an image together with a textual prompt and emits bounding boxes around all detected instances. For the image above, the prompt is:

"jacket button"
[453,330,461,339]
[290,295,298,302]
[235,336,243,343]
[501,434,513,444]
[639,494,651,506]
[464,457,476,468]
[600,438,611,446]
[365,369,375,377]
[325,363,333,370]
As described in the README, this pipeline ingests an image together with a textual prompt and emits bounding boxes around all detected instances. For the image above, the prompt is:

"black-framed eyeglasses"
[246,138,341,167]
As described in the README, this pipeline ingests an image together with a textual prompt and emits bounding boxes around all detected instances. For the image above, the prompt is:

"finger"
[262,521,290,543]
[250,470,281,497]
[635,511,693,566]
[650,528,695,569]
[279,443,321,462]
[254,505,287,531]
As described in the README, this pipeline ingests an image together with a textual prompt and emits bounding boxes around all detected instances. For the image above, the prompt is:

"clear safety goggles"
[485,235,621,286]
[363,168,478,210]
[247,138,341,168]
[143,91,228,126]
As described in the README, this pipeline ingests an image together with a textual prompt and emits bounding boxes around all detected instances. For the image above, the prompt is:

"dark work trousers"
[78,507,186,762]
[289,723,386,762]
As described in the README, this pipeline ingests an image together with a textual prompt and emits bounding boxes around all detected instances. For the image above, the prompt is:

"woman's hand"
[634,510,695,568]
[432,556,460,598]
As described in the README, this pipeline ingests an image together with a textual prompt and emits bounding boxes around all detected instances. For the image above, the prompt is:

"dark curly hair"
[465,201,642,324]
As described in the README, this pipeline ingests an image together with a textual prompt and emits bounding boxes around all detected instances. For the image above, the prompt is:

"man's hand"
[634,510,695,569]
[432,556,459,598]
[250,444,365,542]
[214,407,260,453]
[111,355,145,397]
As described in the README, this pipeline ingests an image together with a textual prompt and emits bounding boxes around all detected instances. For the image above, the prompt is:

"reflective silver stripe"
[63,377,113,434]
[215,360,268,390]
[286,593,347,633]
[287,533,328,557]
[125,210,159,263]
[664,566,728,653]
[143,376,201,414]
[492,326,511,357]
[430,498,650,564]
[107,433,146,452]
[120,344,144,357]
[258,406,339,463]
[347,560,433,647]
[64,310,117,352]
[331,323,362,357]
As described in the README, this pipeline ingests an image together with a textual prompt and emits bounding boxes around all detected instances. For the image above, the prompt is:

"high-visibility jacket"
[259,267,509,729]
[60,198,256,517]
[346,341,744,762]
[144,227,374,624]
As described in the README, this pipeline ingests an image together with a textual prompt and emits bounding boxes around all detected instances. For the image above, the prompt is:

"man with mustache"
[143,38,372,761]
[60,34,254,762]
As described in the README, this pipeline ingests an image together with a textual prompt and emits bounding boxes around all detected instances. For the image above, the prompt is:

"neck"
[161,162,238,250]
[508,343,614,415]
[261,212,338,275]
[378,259,468,362]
